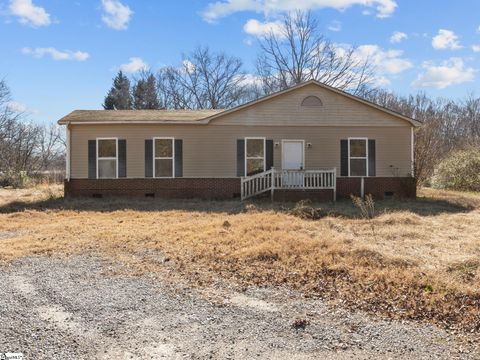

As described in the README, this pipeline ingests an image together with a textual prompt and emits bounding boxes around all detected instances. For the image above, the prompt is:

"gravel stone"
[0,255,478,359]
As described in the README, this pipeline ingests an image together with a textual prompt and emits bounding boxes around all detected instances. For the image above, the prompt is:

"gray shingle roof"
[58,109,224,124]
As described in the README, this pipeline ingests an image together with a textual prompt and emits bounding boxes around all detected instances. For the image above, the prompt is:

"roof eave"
[59,119,210,125]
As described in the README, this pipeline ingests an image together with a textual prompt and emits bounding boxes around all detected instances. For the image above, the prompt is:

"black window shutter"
[368,139,376,176]
[174,139,183,177]
[340,139,348,176]
[265,140,274,170]
[88,140,96,179]
[237,139,245,177]
[118,139,127,177]
[145,139,153,178]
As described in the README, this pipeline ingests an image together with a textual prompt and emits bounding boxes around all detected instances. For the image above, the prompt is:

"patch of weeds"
[254,252,280,262]
[244,203,258,213]
[290,200,328,220]
[292,317,310,330]
[447,260,479,282]
[222,220,231,229]
[351,194,376,219]
[423,284,434,293]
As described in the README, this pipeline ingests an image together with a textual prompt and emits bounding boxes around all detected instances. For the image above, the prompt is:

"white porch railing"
[241,167,336,201]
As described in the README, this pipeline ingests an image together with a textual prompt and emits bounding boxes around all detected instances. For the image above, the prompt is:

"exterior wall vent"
[301,96,323,107]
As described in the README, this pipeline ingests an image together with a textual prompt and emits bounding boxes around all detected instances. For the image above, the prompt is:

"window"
[97,138,117,178]
[154,138,174,178]
[348,138,368,177]
[245,137,265,176]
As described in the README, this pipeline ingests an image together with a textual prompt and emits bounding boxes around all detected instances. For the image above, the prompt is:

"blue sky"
[1,0,480,124]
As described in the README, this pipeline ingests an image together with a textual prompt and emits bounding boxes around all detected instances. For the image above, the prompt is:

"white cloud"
[412,58,476,89]
[328,43,412,87]
[472,45,480,53]
[328,20,341,32]
[119,57,148,73]
[202,0,397,22]
[101,0,132,30]
[21,47,89,61]
[6,100,28,113]
[432,29,462,50]
[243,19,283,37]
[182,59,196,73]
[9,0,51,27]
[354,44,413,74]
[390,31,407,43]
[237,73,263,87]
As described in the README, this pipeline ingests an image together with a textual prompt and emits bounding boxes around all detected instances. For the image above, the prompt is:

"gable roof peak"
[204,80,421,127]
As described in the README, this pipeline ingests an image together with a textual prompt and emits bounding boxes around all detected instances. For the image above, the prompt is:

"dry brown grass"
[1,185,480,332]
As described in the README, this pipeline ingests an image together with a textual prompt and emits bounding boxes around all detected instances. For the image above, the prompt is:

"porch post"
[333,167,336,202]
[270,167,275,201]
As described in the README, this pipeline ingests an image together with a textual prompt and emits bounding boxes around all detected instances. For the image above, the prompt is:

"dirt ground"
[1,255,478,360]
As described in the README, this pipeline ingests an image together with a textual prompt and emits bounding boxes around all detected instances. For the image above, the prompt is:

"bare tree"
[37,124,65,170]
[256,11,375,95]
[0,79,65,186]
[157,47,251,109]
[459,93,480,143]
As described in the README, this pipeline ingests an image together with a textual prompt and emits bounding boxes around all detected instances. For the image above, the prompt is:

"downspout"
[66,123,71,181]
[411,127,415,178]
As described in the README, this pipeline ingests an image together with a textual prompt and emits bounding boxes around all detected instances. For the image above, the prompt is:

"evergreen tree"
[132,79,147,109]
[103,71,132,110]
[132,74,160,109]
[145,74,160,109]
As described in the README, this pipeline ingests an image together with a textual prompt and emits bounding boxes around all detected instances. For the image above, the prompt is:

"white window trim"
[244,137,266,176]
[153,137,175,178]
[348,137,368,177]
[96,137,118,179]
[281,139,305,170]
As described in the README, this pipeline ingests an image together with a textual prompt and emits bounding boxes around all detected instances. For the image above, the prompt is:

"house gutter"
[58,120,210,125]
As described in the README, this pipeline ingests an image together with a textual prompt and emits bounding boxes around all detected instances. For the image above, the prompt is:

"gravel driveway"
[0,255,478,359]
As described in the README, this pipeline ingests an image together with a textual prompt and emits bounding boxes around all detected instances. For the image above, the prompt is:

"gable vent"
[301,96,323,107]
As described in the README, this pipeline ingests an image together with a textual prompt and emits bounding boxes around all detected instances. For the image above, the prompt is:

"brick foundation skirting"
[65,177,416,201]
[337,177,416,200]
[273,189,334,202]
[64,178,241,200]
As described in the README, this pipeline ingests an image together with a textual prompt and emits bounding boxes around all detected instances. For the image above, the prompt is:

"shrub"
[290,199,328,220]
[431,148,480,192]
[351,194,375,219]
[0,170,31,188]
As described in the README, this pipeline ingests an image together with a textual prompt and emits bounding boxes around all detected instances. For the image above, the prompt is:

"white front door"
[282,140,304,186]
[282,140,304,170]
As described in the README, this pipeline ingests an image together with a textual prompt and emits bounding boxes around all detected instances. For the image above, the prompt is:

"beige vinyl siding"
[70,124,412,178]
[210,83,410,127]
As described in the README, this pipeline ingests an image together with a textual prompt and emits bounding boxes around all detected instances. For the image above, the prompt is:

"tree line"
[0,80,64,187]
[362,89,480,183]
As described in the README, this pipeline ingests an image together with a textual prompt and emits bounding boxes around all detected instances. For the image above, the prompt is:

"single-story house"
[58,80,421,201]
